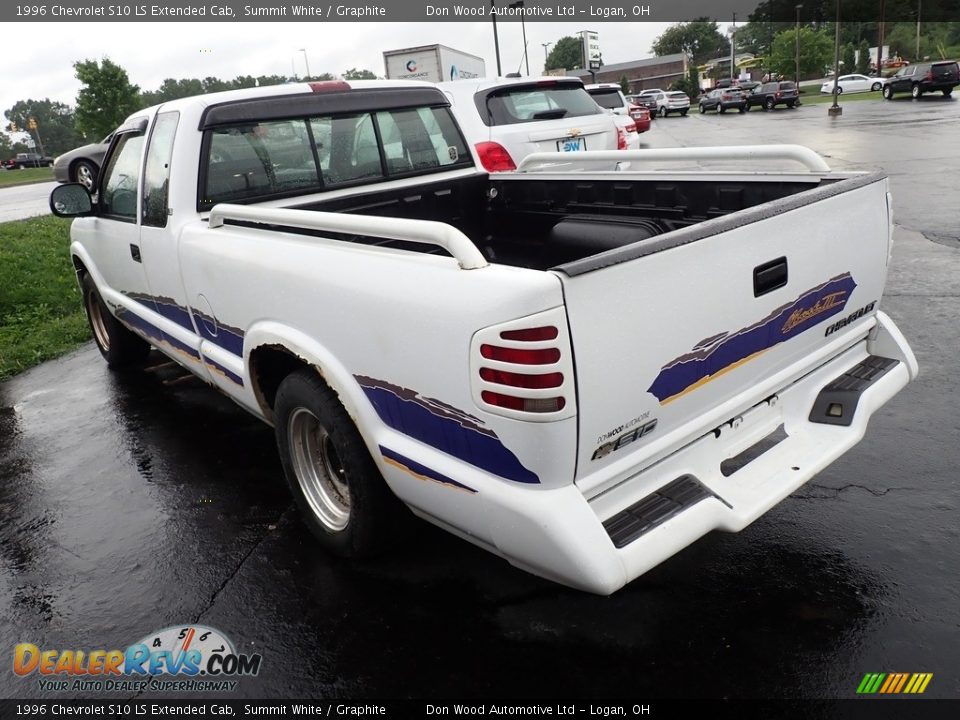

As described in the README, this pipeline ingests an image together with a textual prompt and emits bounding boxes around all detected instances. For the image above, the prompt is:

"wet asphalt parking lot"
[1,94,959,703]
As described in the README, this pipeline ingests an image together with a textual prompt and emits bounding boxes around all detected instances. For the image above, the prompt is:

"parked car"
[440,76,620,171]
[53,134,113,191]
[4,152,54,169]
[820,74,886,94]
[882,60,960,99]
[746,81,799,110]
[627,90,663,116]
[698,88,747,114]
[585,83,649,136]
[640,90,689,117]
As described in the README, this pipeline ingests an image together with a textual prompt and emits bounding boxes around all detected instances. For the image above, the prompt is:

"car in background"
[882,60,960,99]
[439,76,620,171]
[585,83,650,136]
[658,91,690,117]
[820,74,886,94]
[3,152,54,169]
[627,89,663,116]
[52,133,113,191]
[746,81,799,110]
[698,88,747,114]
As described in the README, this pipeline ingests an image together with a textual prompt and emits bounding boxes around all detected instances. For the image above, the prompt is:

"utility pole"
[299,49,311,80]
[795,4,803,87]
[491,0,502,76]
[829,0,842,116]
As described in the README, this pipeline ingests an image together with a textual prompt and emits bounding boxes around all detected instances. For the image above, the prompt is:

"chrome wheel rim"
[76,164,95,191]
[288,408,350,531]
[86,291,110,351]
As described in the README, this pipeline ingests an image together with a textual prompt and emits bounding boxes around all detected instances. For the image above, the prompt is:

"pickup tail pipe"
[516,144,832,174]
[207,204,489,270]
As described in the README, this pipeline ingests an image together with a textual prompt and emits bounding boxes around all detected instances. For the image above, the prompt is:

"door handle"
[754,257,787,297]
[130,244,141,263]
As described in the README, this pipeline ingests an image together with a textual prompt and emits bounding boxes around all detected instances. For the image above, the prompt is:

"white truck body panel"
[56,81,917,594]
[383,44,486,83]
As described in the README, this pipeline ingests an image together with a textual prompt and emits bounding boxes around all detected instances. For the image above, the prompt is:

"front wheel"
[679,109,688,116]
[872,82,882,91]
[912,84,922,98]
[718,104,726,114]
[274,369,400,557]
[73,160,98,192]
[764,97,775,111]
[81,274,151,368]
[835,87,843,95]
[658,106,667,118]
[883,85,894,99]
[699,103,705,113]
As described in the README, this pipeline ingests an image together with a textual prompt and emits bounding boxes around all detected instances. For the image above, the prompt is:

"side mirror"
[50,183,93,217]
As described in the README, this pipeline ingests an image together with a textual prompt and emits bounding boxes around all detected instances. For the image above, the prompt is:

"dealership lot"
[1,95,959,700]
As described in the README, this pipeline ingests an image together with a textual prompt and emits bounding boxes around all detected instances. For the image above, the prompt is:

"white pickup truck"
[50,80,917,594]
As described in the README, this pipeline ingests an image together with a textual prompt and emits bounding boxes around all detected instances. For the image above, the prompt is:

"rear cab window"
[199,91,472,210]
[474,81,602,127]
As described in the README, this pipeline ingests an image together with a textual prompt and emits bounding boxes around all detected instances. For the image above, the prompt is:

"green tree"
[545,36,584,72]
[74,58,140,141]
[842,43,856,72]
[857,40,871,74]
[343,68,377,80]
[768,26,833,79]
[619,75,630,94]
[651,19,730,65]
[670,64,702,98]
[4,99,82,156]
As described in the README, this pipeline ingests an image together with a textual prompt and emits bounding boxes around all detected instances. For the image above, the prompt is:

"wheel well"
[72,256,88,278]
[249,345,315,421]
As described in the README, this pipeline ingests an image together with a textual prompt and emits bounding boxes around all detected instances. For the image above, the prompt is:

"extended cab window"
[100,132,145,220]
[142,112,179,228]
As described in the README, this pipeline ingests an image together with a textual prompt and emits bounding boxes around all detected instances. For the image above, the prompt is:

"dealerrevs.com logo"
[14,625,261,693]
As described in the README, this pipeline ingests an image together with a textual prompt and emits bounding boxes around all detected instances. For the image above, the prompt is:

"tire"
[912,84,922,99]
[72,160,98,192]
[81,274,151,368]
[871,82,882,91]
[883,85,893,99]
[765,97,775,111]
[680,109,688,116]
[718,104,726,114]
[835,87,843,95]
[274,368,400,557]
[744,102,751,111]
[658,106,667,118]
[943,89,953,97]
[739,104,746,113]
[699,103,705,114]
[786,101,796,108]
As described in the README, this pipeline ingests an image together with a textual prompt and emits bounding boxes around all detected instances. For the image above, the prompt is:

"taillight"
[775,91,782,98]
[475,142,517,172]
[616,127,627,150]
[471,312,574,419]
[625,121,637,133]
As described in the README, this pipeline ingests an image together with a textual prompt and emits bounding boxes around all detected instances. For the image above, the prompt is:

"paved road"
[1,97,959,701]
[0,180,57,223]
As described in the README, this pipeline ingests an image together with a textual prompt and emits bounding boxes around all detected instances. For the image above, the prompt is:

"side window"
[374,107,469,173]
[100,132,145,220]
[142,112,179,228]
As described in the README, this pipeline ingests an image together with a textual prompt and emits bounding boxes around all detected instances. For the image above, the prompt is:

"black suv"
[883,61,959,99]
[746,81,799,111]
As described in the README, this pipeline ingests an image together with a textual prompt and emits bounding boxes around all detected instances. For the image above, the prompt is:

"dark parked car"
[626,91,661,116]
[882,61,959,99]
[3,152,54,169]
[746,81,799,110]
[698,88,747,114]
[52,134,113,191]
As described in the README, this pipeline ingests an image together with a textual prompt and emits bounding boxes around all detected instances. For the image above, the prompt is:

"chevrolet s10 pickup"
[49,80,917,594]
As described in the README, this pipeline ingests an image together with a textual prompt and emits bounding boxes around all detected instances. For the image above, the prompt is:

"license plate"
[557,137,586,152]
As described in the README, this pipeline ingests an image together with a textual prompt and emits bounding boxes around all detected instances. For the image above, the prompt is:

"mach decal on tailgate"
[648,273,858,405]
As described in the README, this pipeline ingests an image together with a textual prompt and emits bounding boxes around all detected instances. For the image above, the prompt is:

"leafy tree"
[842,43,856,71]
[619,75,630,95]
[857,40,871,74]
[651,19,730,65]
[768,26,833,79]
[343,68,377,80]
[0,132,13,159]
[74,58,140,141]
[670,64,703,98]
[4,99,82,156]
[545,36,584,72]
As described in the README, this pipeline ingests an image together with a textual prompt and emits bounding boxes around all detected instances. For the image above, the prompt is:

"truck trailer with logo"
[383,44,486,83]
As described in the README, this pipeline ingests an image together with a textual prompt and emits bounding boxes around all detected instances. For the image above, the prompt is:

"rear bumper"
[468,312,916,594]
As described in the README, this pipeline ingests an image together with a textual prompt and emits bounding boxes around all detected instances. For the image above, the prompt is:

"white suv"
[585,83,641,150]
[439,76,620,171]
[636,89,690,118]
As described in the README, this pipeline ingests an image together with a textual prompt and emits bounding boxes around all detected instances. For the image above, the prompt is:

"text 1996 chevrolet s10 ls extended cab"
[49,80,917,594]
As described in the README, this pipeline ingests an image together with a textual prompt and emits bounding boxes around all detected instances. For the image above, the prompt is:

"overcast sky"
[4,20,680,126]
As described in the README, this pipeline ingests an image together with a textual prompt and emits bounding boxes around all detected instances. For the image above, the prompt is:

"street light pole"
[916,0,922,59]
[829,0,842,116]
[299,48,311,80]
[542,42,552,63]
[795,4,803,86]
[491,0,502,76]
[508,1,529,75]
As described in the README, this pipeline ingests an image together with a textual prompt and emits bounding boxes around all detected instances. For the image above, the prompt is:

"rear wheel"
[739,104,746,113]
[718,104,726,114]
[81,274,151,368]
[835,86,843,95]
[883,85,894,99]
[871,81,883,91]
[912,83,922,98]
[943,89,953,97]
[680,109,688,116]
[658,106,667,118]
[274,369,400,557]
[787,101,796,108]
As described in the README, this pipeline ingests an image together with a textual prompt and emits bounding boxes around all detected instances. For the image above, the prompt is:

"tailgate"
[556,174,892,485]
[498,117,616,157]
